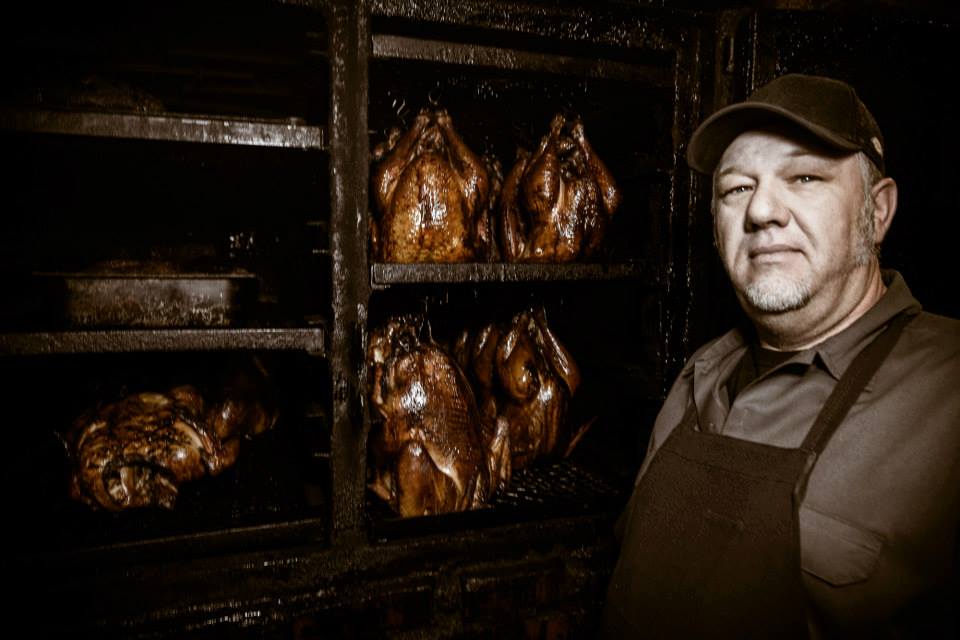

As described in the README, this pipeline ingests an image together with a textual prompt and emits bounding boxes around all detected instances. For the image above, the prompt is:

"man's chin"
[741,275,811,313]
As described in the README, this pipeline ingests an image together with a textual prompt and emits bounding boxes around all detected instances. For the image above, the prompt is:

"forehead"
[716,126,849,175]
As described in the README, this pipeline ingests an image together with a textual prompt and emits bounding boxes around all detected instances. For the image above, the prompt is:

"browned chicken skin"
[496,307,582,468]
[455,307,584,472]
[371,108,492,263]
[501,114,621,262]
[452,322,503,423]
[70,388,227,511]
[476,154,503,262]
[67,361,277,511]
[368,316,502,516]
[452,322,512,493]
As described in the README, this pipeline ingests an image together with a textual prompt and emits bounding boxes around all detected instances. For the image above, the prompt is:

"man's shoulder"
[892,310,960,382]
[904,310,960,349]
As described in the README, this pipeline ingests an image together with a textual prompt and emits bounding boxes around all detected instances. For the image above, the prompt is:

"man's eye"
[795,175,821,184]
[721,185,751,197]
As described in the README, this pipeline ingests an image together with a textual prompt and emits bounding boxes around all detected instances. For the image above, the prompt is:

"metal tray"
[36,260,258,328]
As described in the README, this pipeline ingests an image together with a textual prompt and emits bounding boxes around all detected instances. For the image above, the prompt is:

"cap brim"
[686,102,861,174]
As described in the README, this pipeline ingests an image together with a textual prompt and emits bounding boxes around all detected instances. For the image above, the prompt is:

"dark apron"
[599,313,912,639]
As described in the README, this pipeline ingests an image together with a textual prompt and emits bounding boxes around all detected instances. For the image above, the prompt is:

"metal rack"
[0,107,326,148]
[0,327,326,355]
[370,261,661,286]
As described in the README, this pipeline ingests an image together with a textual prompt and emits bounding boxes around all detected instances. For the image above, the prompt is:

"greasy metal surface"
[46,272,256,328]
[0,108,326,149]
[371,0,682,51]
[658,13,706,391]
[372,34,673,85]
[49,516,329,573]
[14,509,617,638]
[370,261,660,286]
[366,459,627,540]
[710,9,755,113]
[328,0,372,542]
[0,328,325,355]
[1,3,330,125]
[494,459,624,509]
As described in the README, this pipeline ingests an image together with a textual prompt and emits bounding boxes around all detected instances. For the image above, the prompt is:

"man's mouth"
[748,244,800,259]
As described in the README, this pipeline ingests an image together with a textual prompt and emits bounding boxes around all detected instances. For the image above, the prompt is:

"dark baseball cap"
[686,73,885,175]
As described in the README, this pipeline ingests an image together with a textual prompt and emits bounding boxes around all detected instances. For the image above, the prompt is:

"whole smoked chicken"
[368,316,509,516]
[457,307,585,471]
[371,108,493,263]
[496,308,583,468]
[452,322,503,426]
[451,322,512,493]
[67,362,276,511]
[501,114,621,262]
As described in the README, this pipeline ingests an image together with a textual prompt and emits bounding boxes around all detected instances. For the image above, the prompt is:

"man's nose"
[745,182,790,229]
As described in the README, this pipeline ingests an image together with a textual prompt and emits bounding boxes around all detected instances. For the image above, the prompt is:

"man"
[600,74,960,638]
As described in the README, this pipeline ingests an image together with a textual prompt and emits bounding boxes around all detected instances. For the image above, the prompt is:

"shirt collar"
[691,325,748,375]
[692,270,921,380]
[814,270,921,380]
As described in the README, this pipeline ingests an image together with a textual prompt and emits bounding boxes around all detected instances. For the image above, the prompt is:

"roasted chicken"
[451,321,511,493]
[368,316,509,516]
[371,108,493,263]
[456,307,585,471]
[501,114,621,262]
[67,361,276,511]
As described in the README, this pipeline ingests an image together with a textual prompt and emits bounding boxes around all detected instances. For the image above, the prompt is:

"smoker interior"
[1,351,330,560]
[0,2,684,635]
[367,57,674,265]
[0,1,328,123]
[365,282,662,537]
[362,13,677,534]
[0,134,329,330]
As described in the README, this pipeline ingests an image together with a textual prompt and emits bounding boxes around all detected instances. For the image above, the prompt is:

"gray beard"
[743,273,812,313]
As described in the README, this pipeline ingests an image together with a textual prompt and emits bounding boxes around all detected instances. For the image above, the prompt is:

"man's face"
[713,129,871,315]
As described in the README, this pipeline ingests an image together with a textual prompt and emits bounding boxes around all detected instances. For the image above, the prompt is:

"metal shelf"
[0,107,326,149]
[0,327,326,356]
[371,262,660,287]
[372,34,672,85]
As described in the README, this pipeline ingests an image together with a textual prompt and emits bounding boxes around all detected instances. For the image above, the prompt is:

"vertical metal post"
[328,0,371,545]
[662,20,705,393]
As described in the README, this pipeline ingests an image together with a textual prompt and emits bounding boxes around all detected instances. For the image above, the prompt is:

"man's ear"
[871,177,898,245]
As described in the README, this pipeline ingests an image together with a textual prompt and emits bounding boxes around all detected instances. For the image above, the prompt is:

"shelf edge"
[0,108,326,149]
[0,328,326,356]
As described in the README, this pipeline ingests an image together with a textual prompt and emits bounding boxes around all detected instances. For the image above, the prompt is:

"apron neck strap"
[799,312,914,455]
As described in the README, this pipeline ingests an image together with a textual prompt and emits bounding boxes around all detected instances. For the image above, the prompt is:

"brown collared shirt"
[635,271,960,635]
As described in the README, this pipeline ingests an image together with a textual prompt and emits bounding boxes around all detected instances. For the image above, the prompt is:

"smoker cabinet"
[1,0,953,637]
[0,0,335,634]
[1,2,694,635]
